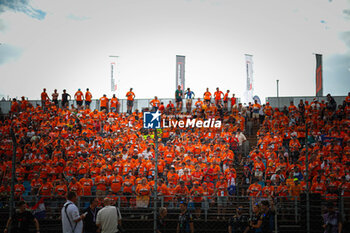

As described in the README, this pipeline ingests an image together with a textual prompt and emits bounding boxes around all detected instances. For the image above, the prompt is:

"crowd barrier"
[266,96,346,108]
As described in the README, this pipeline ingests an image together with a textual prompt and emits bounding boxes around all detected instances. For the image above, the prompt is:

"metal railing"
[0,97,241,114]
[0,195,349,233]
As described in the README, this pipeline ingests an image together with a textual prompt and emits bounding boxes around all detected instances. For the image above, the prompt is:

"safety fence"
[0,195,349,232]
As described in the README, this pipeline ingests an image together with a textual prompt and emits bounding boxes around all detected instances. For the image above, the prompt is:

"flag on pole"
[176,55,186,95]
[315,54,323,97]
[111,62,117,92]
[244,54,254,104]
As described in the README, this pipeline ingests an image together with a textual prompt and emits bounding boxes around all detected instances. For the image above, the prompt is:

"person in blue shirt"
[184,88,195,113]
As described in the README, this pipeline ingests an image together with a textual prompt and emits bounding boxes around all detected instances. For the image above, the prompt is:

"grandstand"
[0,91,349,233]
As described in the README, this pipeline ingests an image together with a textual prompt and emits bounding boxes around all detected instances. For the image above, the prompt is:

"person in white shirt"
[61,191,85,233]
[96,197,122,233]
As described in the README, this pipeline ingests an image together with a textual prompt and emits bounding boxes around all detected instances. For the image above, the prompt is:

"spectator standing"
[228,205,249,233]
[322,202,342,233]
[230,94,237,112]
[61,191,85,233]
[157,207,168,233]
[74,89,84,108]
[110,94,119,113]
[41,88,50,110]
[203,88,211,105]
[214,87,224,106]
[99,94,109,112]
[83,198,99,233]
[4,201,40,233]
[96,198,122,233]
[85,88,92,109]
[223,90,230,111]
[246,204,262,233]
[236,129,247,156]
[61,89,71,108]
[150,96,160,111]
[252,99,261,126]
[175,85,183,112]
[260,200,275,233]
[52,89,59,107]
[176,201,194,233]
[126,88,135,114]
[184,88,195,113]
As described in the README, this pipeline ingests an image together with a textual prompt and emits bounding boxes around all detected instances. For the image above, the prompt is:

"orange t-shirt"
[110,97,119,108]
[214,91,223,100]
[95,175,109,191]
[80,178,93,196]
[110,175,123,193]
[39,183,53,196]
[126,91,135,101]
[136,184,151,196]
[85,91,92,101]
[75,91,84,101]
[248,183,262,197]
[190,186,204,202]
[216,181,228,196]
[100,97,109,108]
[204,92,211,100]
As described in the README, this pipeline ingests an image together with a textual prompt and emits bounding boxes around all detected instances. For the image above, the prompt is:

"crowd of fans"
[1,88,349,220]
[244,93,350,202]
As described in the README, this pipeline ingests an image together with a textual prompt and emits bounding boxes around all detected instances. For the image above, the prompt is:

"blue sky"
[0,0,349,102]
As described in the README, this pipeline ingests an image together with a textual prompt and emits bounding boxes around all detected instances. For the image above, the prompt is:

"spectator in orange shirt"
[55,180,67,197]
[174,180,189,202]
[230,94,237,112]
[135,178,151,208]
[247,178,262,197]
[99,94,109,112]
[10,98,20,115]
[203,88,212,104]
[41,88,50,110]
[289,178,302,200]
[150,96,160,111]
[123,172,135,206]
[214,87,224,107]
[80,173,94,196]
[157,179,171,206]
[74,89,84,108]
[14,181,25,199]
[110,94,119,113]
[190,181,204,219]
[166,100,175,114]
[69,177,83,196]
[109,170,123,194]
[223,90,230,111]
[85,88,92,109]
[126,88,135,114]
[252,99,261,126]
[289,136,301,163]
[311,177,326,195]
[38,178,53,197]
[31,174,43,196]
[215,174,228,220]
[95,170,109,194]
